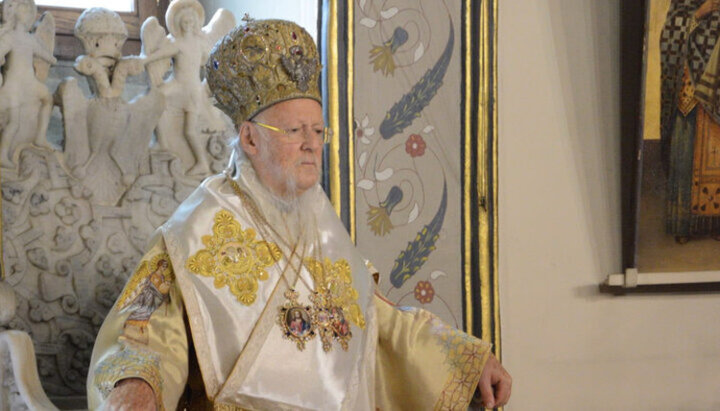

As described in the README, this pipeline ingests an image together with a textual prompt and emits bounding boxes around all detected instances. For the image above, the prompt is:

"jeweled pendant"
[277,289,315,350]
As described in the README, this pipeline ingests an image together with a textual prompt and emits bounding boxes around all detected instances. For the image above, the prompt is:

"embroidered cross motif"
[186,209,281,305]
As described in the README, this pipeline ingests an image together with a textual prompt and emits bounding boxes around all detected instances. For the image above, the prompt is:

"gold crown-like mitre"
[206,19,322,125]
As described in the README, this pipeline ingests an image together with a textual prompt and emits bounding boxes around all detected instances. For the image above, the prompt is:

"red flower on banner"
[405,134,426,157]
[414,281,435,304]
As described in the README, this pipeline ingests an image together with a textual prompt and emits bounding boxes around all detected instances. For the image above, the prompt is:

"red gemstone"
[292,31,297,40]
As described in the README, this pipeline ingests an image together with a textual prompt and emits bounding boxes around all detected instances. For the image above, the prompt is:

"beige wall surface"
[199,0,318,40]
[499,1,720,410]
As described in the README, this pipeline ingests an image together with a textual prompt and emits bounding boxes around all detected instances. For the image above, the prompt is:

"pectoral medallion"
[309,291,352,351]
[277,257,365,352]
[278,289,315,350]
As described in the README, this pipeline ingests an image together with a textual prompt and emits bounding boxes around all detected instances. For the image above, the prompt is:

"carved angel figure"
[0,0,56,166]
[141,0,235,175]
[55,7,164,206]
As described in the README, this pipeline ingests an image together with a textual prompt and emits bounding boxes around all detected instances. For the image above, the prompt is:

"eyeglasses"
[253,121,334,145]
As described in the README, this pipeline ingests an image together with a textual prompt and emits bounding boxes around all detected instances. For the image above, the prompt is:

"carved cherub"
[0,0,56,166]
[141,0,235,175]
[72,7,145,99]
[55,7,164,206]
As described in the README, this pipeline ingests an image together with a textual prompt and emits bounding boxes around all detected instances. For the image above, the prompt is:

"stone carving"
[0,3,236,404]
[0,143,230,402]
[0,282,15,326]
[0,0,56,166]
[141,0,235,175]
[56,7,164,206]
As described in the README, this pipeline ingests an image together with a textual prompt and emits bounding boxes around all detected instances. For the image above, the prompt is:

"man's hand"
[476,354,512,408]
[695,0,720,19]
[102,378,157,411]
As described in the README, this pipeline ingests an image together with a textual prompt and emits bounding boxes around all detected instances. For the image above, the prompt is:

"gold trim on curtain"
[327,0,342,219]
[324,0,499,354]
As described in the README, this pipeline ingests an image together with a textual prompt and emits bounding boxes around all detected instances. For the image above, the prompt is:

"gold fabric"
[374,296,491,411]
[678,65,697,116]
[88,164,491,410]
[690,106,720,215]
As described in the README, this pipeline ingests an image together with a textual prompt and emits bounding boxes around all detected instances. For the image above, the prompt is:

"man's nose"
[300,128,323,150]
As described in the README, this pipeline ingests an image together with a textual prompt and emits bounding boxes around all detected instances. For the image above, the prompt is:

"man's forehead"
[256,98,323,122]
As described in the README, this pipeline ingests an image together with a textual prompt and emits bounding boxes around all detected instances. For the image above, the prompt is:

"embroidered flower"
[231,274,259,305]
[369,27,409,76]
[405,134,426,157]
[355,114,375,144]
[414,280,435,304]
[367,185,403,236]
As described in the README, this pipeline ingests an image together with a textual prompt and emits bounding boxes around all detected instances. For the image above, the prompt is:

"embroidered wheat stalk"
[389,181,447,288]
[379,20,454,140]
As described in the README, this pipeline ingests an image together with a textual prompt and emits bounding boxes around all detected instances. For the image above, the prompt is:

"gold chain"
[225,176,317,293]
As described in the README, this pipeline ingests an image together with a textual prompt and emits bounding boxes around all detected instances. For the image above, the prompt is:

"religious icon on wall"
[637,0,720,272]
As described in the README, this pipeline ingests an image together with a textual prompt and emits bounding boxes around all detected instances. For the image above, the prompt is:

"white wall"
[499,1,720,409]
[199,0,318,41]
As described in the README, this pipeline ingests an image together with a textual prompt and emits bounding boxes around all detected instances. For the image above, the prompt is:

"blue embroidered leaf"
[379,21,454,139]
[389,181,447,288]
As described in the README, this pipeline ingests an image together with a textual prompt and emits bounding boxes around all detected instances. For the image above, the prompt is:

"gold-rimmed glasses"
[253,121,334,145]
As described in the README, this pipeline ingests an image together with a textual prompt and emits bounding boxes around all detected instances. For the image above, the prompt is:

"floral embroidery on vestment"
[430,316,487,411]
[186,209,282,305]
[303,256,366,329]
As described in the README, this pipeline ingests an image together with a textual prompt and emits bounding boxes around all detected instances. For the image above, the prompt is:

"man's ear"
[239,121,259,157]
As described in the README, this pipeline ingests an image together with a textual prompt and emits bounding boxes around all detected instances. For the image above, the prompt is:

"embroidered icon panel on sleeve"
[186,209,281,305]
[116,252,175,345]
[117,253,174,311]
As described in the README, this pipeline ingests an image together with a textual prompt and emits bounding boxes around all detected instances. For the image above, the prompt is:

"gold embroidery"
[186,209,281,305]
[303,257,366,329]
[678,64,697,116]
[94,343,165,411]
[430,317,488,411]
[214,402,250,410]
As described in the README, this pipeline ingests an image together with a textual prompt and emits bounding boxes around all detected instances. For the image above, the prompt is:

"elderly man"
[87,18,511,410]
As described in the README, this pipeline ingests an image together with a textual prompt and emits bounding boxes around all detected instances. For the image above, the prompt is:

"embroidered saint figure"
[117,256,173,345]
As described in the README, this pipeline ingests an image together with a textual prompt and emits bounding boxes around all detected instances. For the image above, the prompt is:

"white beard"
[236,158,319,250]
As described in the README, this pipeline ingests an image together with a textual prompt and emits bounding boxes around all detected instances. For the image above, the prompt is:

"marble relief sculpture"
[0,0,56,166]
[142,0,235,175]
[0,1,236,404]
[56,7,165,206]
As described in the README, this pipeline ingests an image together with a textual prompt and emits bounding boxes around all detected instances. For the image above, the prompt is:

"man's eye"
[288,128,301,134]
